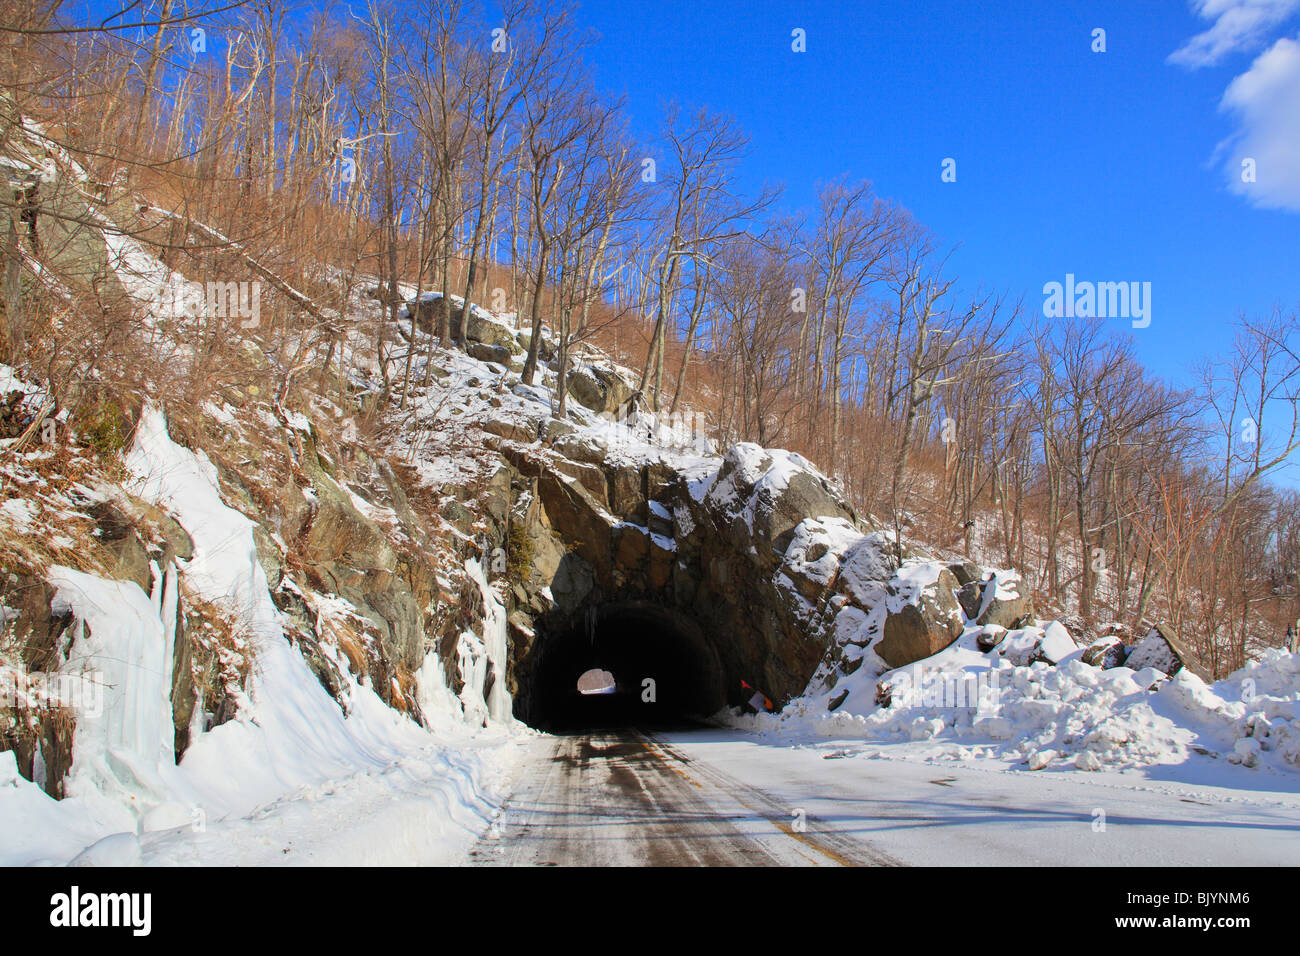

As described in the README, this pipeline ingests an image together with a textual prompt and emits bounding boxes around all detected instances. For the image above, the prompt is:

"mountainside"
[1,92,1298,868]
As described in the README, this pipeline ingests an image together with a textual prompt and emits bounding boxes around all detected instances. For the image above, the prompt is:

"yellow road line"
[639,733,855,866]
[772,819,857,867]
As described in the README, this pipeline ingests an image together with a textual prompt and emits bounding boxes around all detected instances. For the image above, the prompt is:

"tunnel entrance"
[517,601,726,732]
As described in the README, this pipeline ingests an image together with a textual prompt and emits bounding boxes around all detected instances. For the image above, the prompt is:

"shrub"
[78,400,128,457]
[505,521,532,580]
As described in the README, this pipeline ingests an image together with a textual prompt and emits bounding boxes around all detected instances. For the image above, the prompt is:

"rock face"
[5,326,1043,790]
[0,575,77,797]
[476,411,1070,721]
[491,440,870,718]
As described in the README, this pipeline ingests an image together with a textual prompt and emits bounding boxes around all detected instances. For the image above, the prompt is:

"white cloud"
[1169,0,1300,67]
[1216,34,1300,210]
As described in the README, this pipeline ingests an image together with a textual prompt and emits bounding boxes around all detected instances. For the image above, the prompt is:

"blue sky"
[69,0,1298,392]
[65,0,1300,470]
[574,0,1300,394]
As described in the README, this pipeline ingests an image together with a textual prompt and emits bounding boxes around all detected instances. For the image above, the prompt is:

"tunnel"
[516,601,727,732]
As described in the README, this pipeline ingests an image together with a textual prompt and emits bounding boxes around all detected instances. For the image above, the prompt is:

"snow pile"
[721,508,1300,780]
[737,622,1300,776]
[1156,648,1300,771]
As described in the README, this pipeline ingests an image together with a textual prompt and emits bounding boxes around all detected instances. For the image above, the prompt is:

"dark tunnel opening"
[517,602,726,732]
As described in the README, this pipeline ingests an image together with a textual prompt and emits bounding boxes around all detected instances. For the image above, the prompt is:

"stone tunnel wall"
[484,432,877,718]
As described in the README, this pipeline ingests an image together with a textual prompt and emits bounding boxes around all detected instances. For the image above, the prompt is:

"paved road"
[468,727,1300,867]
[467,729,899,866]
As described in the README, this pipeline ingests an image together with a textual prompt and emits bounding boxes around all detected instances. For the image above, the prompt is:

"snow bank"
[725,506,1300,782]
[0,406,522,866]
[736,622,1300,779]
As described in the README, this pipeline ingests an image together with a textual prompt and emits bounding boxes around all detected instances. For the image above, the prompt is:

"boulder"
[709,445,856,563]
[468,342,512,366]
[1125,624,1211,682]
[550,432,608,466]
[1081,636,1129,669]
[1036,620,1078,663]
[545,419,577,441]
[481,417,538,444]
[566,363,635,415]
[975,571,1034,629]
[755,470,853,556]
[836,532,900,606]
[466,311,524,354]
[956,579,983,621]
[976,625,1007,652]
[516,328,557,362]
[875,568,965,668]
[407,295,460,335]
[947,561,982,587]
[406,295,522,353]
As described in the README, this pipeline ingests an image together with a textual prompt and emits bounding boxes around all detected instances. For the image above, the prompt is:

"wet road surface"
[467,728,900,866]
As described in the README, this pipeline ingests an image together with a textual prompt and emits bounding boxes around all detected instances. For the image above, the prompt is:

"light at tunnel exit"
[577,668,616,695]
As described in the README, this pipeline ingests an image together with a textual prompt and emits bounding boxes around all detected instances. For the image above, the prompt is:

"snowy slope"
[1,403,526,866]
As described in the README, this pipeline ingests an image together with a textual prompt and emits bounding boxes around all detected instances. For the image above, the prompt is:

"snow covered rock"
[1038,620,1079,664]
[407,293,523,356]
[876,566,964,668]
[1082,636,1129,669]
[704,442,859,565]
[1027,749,1058,770]
[1126,624,1211,682]
[468,342,514,367]
[565,362,636,415]
[975,570,1034,630]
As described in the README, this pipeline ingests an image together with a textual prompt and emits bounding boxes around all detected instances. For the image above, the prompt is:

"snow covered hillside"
[1,113,1296,870]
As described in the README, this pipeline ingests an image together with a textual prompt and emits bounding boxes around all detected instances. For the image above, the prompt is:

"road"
[467,727,1300,866]
[468,729,896,865]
